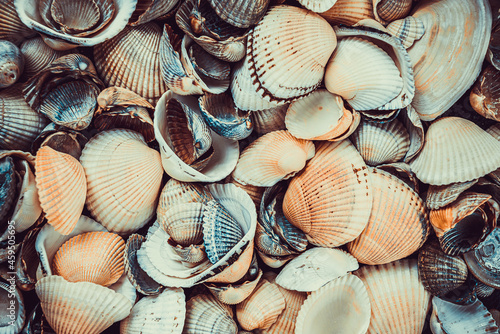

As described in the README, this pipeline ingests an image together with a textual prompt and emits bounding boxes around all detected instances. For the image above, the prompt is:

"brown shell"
[0,0,36,45]
[470,65,500,122]
[373,0,413,25]
[319,0,374,26]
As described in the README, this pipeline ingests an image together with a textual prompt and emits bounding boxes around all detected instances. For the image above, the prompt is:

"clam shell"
[207,0,269,28]
[276,247,359,292]
[372,0,412,25]
[157,178,209,208]
[347,168,429,265]
[283,140,373,247]
[20,37,68,78]
[426,180,478,210]
[0,0,36,45]
[409,117,500,185]
[80,129,163,235]
[351,118,410,166]
[0,281,25,334]
[251,105,288,135]
[155,91,239,182]
[298,0,338,13]
[463,227,500,289]
[158,202,205,246]
[94,22,166,104]
[52,231,125,287]
[50,0,100,34]
[184,294,238,334]
[232,130,315,187]
[285,90,354,141]
[205,269,263,305]
[35,146,86,235]
[355,259,431,334]
[236,278,286,331]
[470,65,500,122]
[295,274,371,334]
[408,0,491,121]
[35,275,132,334]
[120,287,185,334]
[386,16,425,49]
[319,0,374,25]
[247,5,337,102]
[0,40,23,89]
[129,0,179,26]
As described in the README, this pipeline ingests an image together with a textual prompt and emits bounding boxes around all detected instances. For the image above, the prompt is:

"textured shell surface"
[463,227,500,289]
[0,281,25,334]
[319,0,374,26]
[0,39,24,89]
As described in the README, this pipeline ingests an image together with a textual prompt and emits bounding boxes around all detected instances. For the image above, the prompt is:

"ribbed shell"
[183,294,238,334]
[0,85,48,151]
[247,5,337,102]
[410,117,500,185]
[251,105,288,135]
[129,0,179,26]
[93,23,166,104]
[20,37,69,78]
[386,16,425,49]
[51,0,100,34]
[463,228,500,289]
[0,40,23,88]
[0,0,36,45]
[425,180,478,210]
[80,129,163,235]
[297,0,338,13]
[325,37,403,111]
[470,65,500,122]
[158,202,204,246]
[35,275,132,334]
[207,0,269,28]
[355,259,431,334]
[157,178,209,208]
[347,168,429,265]
[373,0,412,24]
[35,146,86,235]
[53,231,125,286]
[295,274,371,334]
[205,269,262,305]
[232,130,315,187]
[283,140,373,247]
[0,281,25,334]
[319,0,374,25]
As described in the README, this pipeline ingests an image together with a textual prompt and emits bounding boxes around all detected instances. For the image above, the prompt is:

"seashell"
[35,275,132,334]
[276,247,358,292]
[409,117,500,185]
[0,156,18,223]
[14,0,138,49]
[94,87,155,143]
[31,123,87,157]
[20,37,69,78]
[124,234,164,295]
[377,161,419,192]
[35,146,86,235]
[319,0,374,26]
[230,177,265,208]
[159,202,205,246]
[0,0,36,45]
[417,239,469,297]
[426,180,478,210]
[129,0,180,26]
[176,0,248,62]
[350,118,410,166]
[283,140,373,247]
[205,269,263,305]
[155,91,239,182]
[470,65,500,122]
[489,20,500,71]
[199,93,253,141]
[285,90,354,141]
[297,0,338,13]
[429,192,499,256]
[430,297,499,334]
[386,16,425,49]
[255,223,297,262]
[15,227,41,291]
[246,5,336,102]
[188,43,231,81]
[0,281,25,334]
[251,105,288,135]
[52,231,125,287]
[232,130,315,187]
[93,23,166,105]
[157,178,210,209]
[355,259,431,334]
[236,278,286,331]
[295,274,371,334]
[120,287,185,334]
[372,0,413,25]
[206,0,269,28]
[400,104,425,162]
[347,168,429,264]
[184,294,238,334]
[474,278,496,298]
[80,129,163,235]
[463,227,500,289]
[408,0,491,121]
[0,40,23,89]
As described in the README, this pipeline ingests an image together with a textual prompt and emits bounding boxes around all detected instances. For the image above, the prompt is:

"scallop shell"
[355,259,431,334]
[120,287,185,334]
[283,140,373,247]
[319,0,374,25]
[276,247,359,292]
[129,0,179,26]
[251,105,288,135]
[475,280,496,298]
[285,90,354,141]
[232,130,315,187]
[247,5,337,102]
[158,202,204,246]
[409,117,500,185]
[205,269,263,305]
[0,40,23,89]
[93,22,166,105]
[386,16,425,49]
[351,118,410,166]
[20,37,68,78]
[155,91,239,182]
[52,231,125,287]
[295,274,371,334]
[0,281,25,334]
[0,85,48,152]
[184,294,238,334]
[425,180,478,210]
[463,227,500,289]
[372,0,412,25]
[236,278,286,331]
[157,178,209,209]
[80,129,163,235]
[470,65,500,122]
[347,168,429,265]
[206,0,269,28]
[408,0,491,121]
[0,0,36,45]
[35,275,132,334]
[35,146,86,235]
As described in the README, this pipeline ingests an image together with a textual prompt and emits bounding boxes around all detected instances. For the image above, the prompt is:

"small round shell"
[0,40,23,89]
[183,294,238,334]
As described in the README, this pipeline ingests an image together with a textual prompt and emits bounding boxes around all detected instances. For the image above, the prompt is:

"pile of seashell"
[1,0,500,333]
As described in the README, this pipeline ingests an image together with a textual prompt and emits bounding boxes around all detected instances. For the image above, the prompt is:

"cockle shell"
[35,146,86,235]
[355,259,431,334]
[129,0,179,26]
[232,130,315,187]
[157,178,210,209]
[207,0,269,28]
[283,140,373,247]
[0,0,36,46]
[205,268,262,305]
[0,281,25,334]
[246,5,336,103]
[295,274,371,334]
[0,40,23,89]
[80,129,163,235]
[319,0,374,26]
[464,227,500,289]
[386,16,425,49]
[251,105,288,135]
[184,294,238,334]
[20,37,69,78]
[409,117,500,185]
[407,0,492,121]
[372,0,412,25]
[470,65,500,122]
[425,180,478,210]
[158,202,204,246]
[15,227,41,291]
[298,0,338,13]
